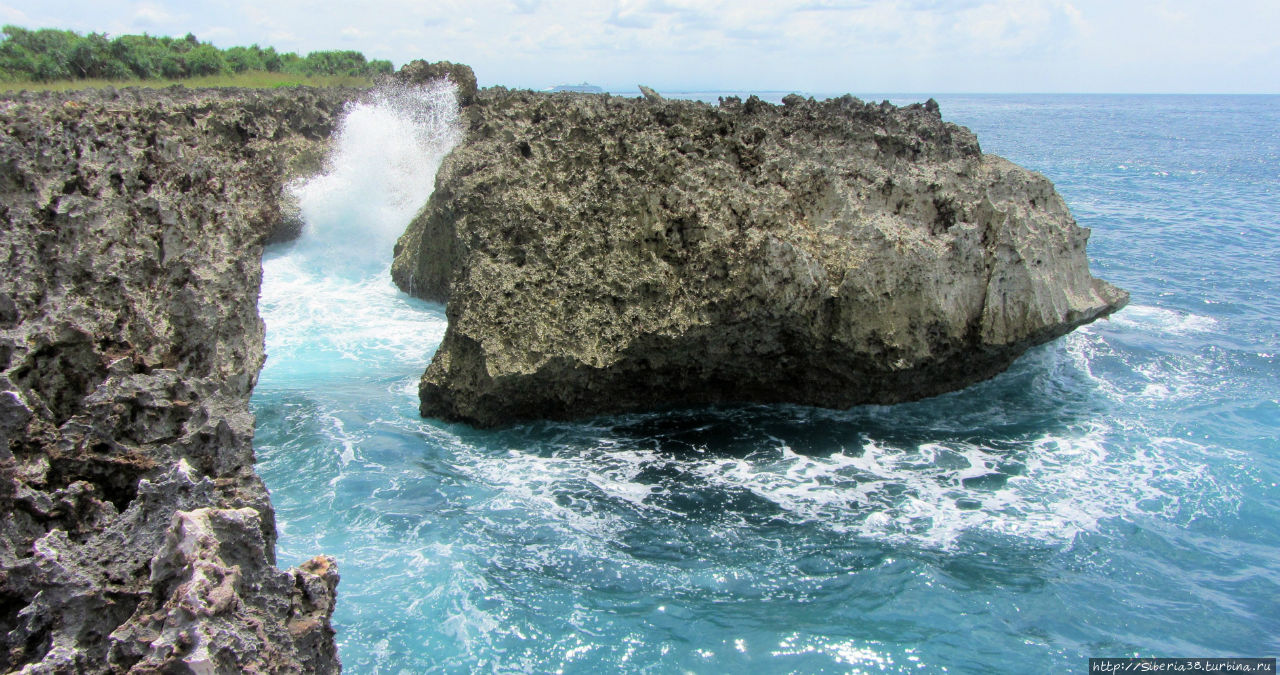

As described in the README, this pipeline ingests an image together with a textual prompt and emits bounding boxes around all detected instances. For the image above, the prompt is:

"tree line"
[0,26,394,82]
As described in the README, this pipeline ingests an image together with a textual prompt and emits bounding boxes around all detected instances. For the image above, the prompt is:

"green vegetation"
[1,71,378,92]
[0,25,393,88]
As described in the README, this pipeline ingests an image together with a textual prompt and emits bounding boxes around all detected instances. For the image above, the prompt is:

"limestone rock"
[106,507,339,674]
[638,85,663,103]
[393,60,478,106]
[392,90,1127,427]
[0,86,355,673]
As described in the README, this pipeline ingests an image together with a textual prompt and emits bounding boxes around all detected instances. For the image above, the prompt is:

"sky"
[3,0,1278,93]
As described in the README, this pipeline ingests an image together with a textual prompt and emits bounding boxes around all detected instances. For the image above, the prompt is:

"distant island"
[550,82,604,93]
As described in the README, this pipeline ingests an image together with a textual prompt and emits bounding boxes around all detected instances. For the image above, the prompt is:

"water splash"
[285,80,462,277]
[257,81,460,387]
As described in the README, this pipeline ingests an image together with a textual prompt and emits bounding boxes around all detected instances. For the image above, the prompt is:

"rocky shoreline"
[392,87,1128,427]
[0,67,1129,671]
[0,86,356,673]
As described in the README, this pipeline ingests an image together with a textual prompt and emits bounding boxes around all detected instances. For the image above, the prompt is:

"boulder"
[392,90,1127,427]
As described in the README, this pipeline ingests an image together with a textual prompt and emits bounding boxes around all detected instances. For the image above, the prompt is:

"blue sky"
[4,0,1277,93]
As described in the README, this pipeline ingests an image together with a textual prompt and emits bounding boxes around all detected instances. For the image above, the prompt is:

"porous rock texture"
[392,89,1128,427]
[0,86,354,673]
[393,59,478,106]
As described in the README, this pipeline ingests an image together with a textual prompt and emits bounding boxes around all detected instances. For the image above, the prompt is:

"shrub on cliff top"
[183,43,228,76]
[0,25,393,84]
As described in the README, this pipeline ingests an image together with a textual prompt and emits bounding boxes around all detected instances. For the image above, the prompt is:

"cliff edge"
[392,90,1128,427]
[0,87,353,673]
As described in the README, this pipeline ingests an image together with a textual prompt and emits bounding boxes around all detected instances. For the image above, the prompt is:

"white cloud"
[132,1,176,26]
[605,9,654,29]
[3,0,1276,92]
[201,25,235,41]
[0,5,27,25]
[956,1,1063,56]
[1061,2,1089,36]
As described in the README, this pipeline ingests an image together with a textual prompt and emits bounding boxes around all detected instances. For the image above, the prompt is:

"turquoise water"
[252,90,1280,673]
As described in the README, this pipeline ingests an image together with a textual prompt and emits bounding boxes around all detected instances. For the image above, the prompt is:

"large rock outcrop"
[0,86,354,673]
[392,89,1127,427]
[392,60,478,106]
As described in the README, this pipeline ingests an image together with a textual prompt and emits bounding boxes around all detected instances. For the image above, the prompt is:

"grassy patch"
[0,70,375,92]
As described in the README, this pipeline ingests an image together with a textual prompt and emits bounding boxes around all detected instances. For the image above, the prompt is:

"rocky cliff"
[392,89,1128,427]
[0,86,354,673]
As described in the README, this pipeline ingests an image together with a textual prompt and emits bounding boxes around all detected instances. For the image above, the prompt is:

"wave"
[436,415,1237,554]
[257,80,460,388]
[1105,304,1218,336]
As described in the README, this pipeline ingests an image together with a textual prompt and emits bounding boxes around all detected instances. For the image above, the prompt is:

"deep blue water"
[253,92,1280,673]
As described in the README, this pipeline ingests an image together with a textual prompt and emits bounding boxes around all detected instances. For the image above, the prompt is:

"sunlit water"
[253,89,1280,672]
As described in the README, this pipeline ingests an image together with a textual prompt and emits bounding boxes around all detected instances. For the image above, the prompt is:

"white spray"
[287,80,463,275]
[257,80,461,386]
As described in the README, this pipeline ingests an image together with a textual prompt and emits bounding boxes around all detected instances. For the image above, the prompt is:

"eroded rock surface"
[392,90,1128,427]
[0,86,353,673]
[393,60,478,106]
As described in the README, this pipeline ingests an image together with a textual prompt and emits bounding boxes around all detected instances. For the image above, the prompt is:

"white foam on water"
[431,414,1237,556]
[453,443,667,548]
[1067,310,1226,405]
[1107,304,1218,336]
[389,310,1241,555]
[259,256,447,381]
[677,423,1236,550]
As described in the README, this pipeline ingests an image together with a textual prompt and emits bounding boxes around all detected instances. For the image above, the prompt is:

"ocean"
[251,88,1280,672]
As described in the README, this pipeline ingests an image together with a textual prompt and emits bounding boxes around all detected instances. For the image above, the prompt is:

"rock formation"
[392,89,1128,427]
[0,86,354,673]
[392,60,478,106]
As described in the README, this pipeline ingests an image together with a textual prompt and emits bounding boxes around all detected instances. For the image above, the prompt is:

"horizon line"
[580,87,1280,97]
